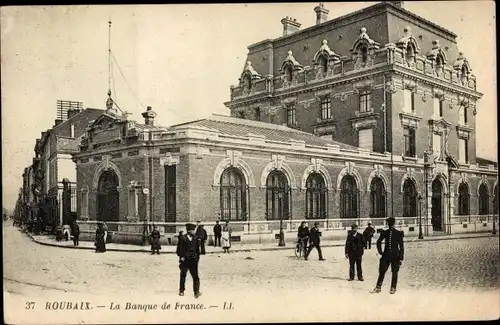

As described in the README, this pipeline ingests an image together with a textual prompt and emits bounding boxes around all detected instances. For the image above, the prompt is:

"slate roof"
[171,114,357,150]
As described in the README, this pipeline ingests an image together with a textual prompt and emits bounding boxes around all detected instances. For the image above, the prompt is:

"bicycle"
[295,237,308,259]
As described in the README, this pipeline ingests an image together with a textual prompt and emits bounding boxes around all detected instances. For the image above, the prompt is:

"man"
[305,222,325,261]
[296,221,310,252]
[150,225,161,255]
[195,221,208,255]
[176,223,202,298]
[363,222,376,249]
[372,217,404,294]
[213,220,222,247]
[345,224,365,281]
[71,220,80,247]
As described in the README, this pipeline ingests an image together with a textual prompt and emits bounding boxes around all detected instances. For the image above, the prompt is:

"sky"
[1,1,497,212]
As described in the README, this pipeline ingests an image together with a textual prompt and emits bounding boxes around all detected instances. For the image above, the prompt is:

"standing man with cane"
[371,217,404,294]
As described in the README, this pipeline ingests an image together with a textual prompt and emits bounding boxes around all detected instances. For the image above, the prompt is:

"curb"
[23,229,496,254]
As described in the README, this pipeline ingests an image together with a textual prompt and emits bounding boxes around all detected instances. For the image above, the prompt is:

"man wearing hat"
[305,222,325,261]
[362,222,376,250]
[176,222,202,298]
[371,217,405,294]
[345,224,366,281]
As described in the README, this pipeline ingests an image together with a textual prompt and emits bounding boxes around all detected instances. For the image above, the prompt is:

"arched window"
[220,168,247,221]
[478,183,489,215]
[402,179,417,218]
[406,44,416,64]
[340,175,358,219]
[370,177,386,218]
[461,65,469,84]
[320,55,328,74]
[266,171,290,220]
[243,74,252,90]
[285,65,293,82]
[457,182,470,216]
[435,54,444,74]
[358,45,368,63]
[305,173,327,219]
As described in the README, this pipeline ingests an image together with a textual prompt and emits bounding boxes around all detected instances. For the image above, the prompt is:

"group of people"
[296,217,404,294]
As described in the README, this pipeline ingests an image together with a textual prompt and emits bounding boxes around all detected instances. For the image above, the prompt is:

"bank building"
[73,1,498,245]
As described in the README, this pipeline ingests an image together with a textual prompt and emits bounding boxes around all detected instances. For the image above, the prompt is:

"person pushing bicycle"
[296,221,310,252]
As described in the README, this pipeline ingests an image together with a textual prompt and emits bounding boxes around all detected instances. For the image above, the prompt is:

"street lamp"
[418,194,424,239]
[278,186,286,247]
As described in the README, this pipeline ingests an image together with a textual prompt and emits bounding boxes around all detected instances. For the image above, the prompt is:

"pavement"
[3,224,499,323]
[23,227,496,253]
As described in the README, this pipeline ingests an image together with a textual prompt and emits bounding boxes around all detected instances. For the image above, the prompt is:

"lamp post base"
[418,225,424,239]
[278,229,286,247]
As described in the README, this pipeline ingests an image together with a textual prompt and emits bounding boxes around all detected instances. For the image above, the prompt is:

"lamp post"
[278,185,286,247]
[418,194,424,239]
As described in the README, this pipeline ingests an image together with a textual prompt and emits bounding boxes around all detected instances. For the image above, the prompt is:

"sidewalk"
[21,228,496,254]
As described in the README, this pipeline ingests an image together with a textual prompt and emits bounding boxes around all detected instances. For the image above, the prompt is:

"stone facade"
[73,2,497,245]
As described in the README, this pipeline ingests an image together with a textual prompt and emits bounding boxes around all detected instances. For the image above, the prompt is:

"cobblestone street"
[3,223,499,323]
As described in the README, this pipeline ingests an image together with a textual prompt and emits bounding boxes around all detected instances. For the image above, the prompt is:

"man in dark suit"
[305,222,325,261]
[371,217,405,294]
[195,221,208,255]
[176,223,202,298]
[345,224,365,281]
[362,222,376,249]
[213,220,222,247]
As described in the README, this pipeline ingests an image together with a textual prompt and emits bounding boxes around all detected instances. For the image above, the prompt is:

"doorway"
[97,170,119,230]
[431,179,443,231]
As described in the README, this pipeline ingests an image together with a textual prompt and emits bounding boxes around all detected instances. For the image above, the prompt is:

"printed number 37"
[25,302,35,310]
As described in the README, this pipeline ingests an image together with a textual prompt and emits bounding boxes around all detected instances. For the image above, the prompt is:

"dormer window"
[243,75,252,90]
[320,56,328,73]
[436,55,444,74]
[285,65,293,82]
[406,45,416,63]
[359,45,368,63]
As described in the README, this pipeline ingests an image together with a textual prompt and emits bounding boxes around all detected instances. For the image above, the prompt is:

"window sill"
[402,156,418,162]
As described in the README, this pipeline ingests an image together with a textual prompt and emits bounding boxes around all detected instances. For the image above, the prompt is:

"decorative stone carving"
[427,40,447,76]
[260,155,296,189]
[366,164,391,192]
[160,152,180,166]
[453,52,472,85]
[313,39,340,64]
[399,112,422,129]
[336,162,363,191]
[396,27,421,67]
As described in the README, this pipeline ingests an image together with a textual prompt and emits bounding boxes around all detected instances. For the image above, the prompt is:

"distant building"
[26,101,104,229]
[73,2,498,245]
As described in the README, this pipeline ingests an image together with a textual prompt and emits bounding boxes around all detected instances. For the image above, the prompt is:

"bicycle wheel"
[294,242,302,258]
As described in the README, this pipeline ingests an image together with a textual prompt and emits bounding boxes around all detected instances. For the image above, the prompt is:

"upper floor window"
[403,89,415,113]
[285,65,293,82]
[254,107,261,121]
[433,97,443,118]
[435,55,444,74]
[406,45,416,63]
[359,91,372,113]
[359,45,368,63]
[458,138,468,164]
[459,105,468,125]
[433,133,442,159]
[358,128,373,151]
[404,127,416,157]
[320,56,328,74]
[320,97,331,120]
[243,75,252,90]
[287,107,296,126]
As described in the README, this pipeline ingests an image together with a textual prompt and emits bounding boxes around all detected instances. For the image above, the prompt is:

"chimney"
[281,16,301,37]
[384,1,404,8]
[141,106,157,126]
[54,119,63,126]
[67,108,82,120]
[314,3,329,25]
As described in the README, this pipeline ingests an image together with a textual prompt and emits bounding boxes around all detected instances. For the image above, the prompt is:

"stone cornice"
[393,65,482,99]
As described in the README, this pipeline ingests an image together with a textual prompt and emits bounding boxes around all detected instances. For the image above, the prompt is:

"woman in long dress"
[95,222,106,253]
[221,221,232,253]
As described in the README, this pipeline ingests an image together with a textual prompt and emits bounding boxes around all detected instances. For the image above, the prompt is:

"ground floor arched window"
[478,184,489,215]
[220,168,247,221]
[305,173,327,219]
[340,175,358,219]
[403,179,417,218]
[370,177,386,218]
[266,171,290,220]
[457,182,469,216]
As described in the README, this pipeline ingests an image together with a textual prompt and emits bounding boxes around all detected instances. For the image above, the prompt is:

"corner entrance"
[97,170,119,229]
[431,179,443,231]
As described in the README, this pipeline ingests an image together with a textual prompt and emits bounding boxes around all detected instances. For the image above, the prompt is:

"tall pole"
[108,19,112,94]
[418,194,423,239]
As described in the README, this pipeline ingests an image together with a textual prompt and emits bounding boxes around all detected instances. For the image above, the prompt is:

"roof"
[170,114,357,150]
[52,108,104,132]
[476,157,498,167]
